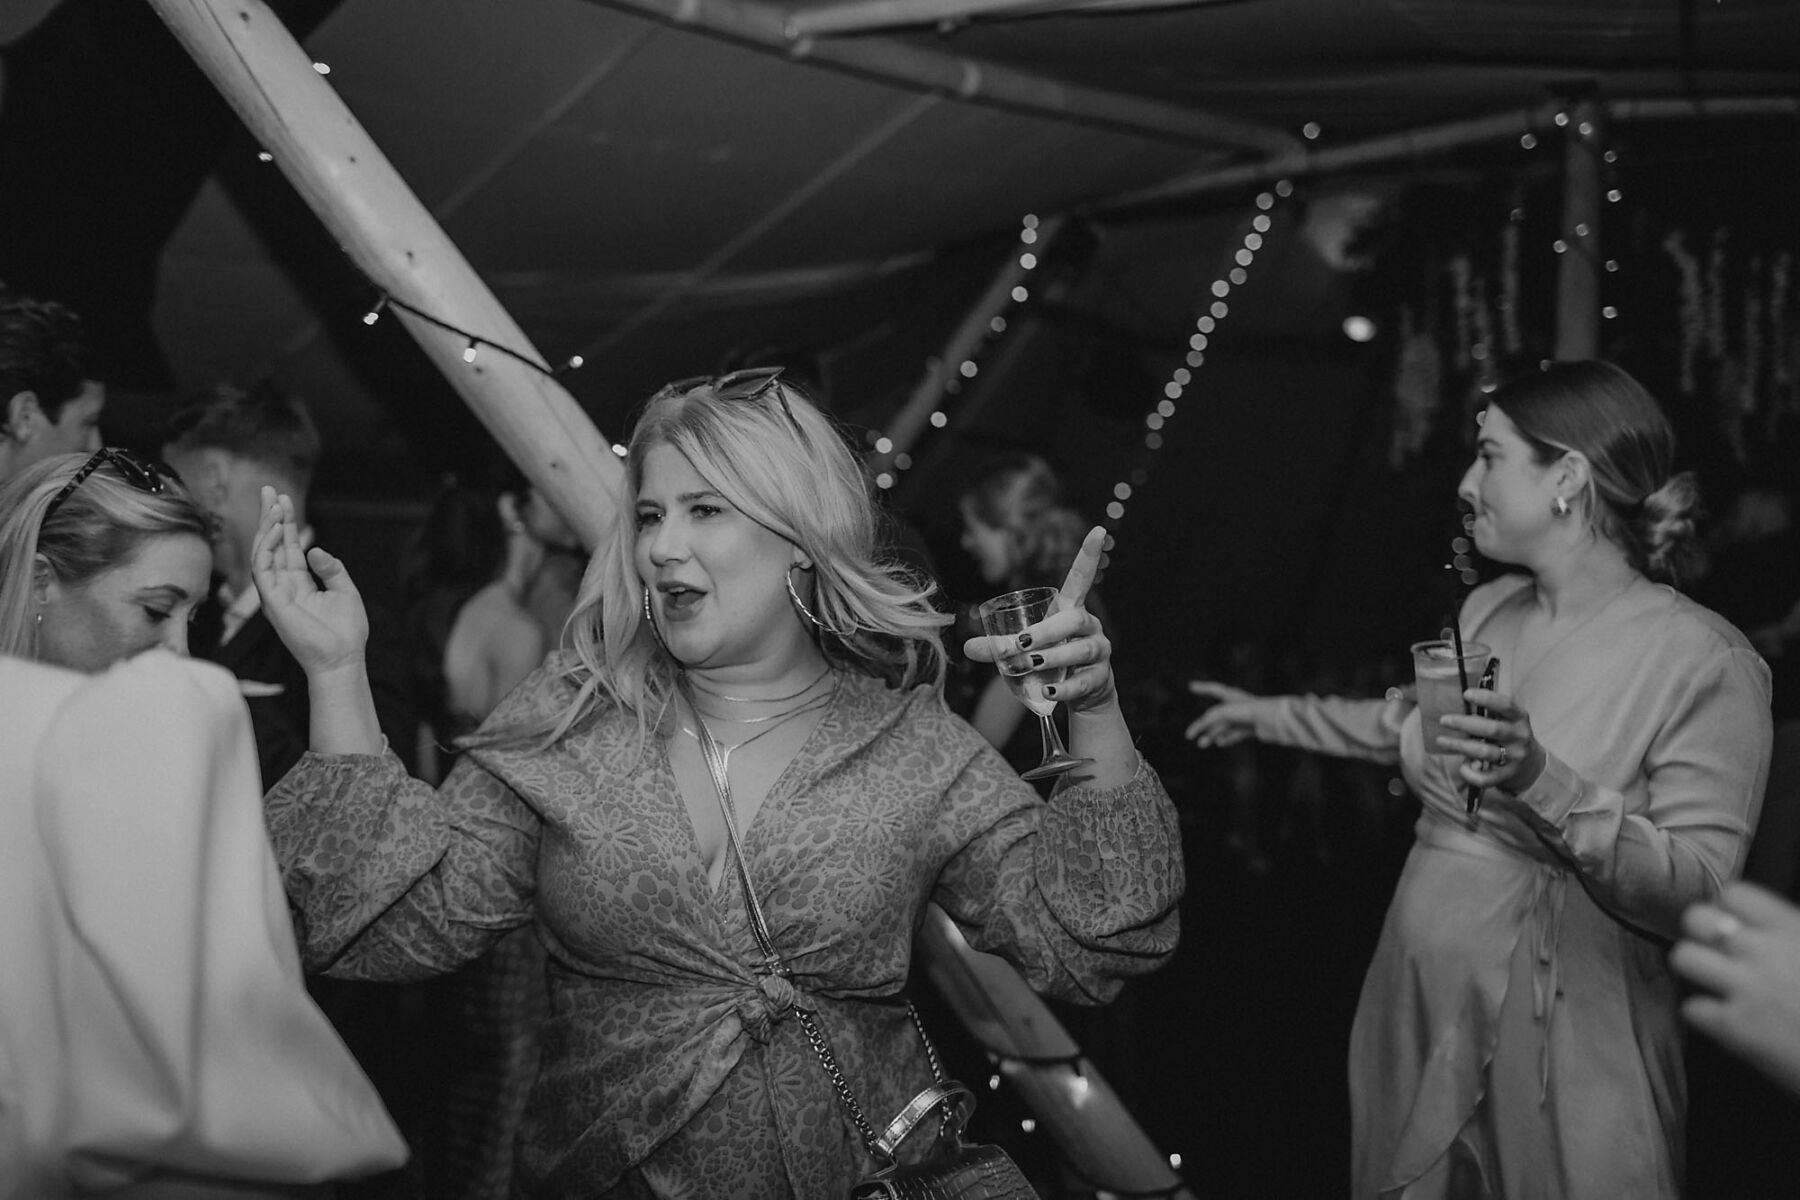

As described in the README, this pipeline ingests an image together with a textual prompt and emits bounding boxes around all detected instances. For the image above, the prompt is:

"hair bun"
[1639,470,1701,583]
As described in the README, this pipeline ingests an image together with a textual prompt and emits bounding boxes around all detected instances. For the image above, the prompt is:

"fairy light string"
[868,213,1050,491]
[359,292,588,379]
[978,1047,1193,1199]
[1096,182,1291,575]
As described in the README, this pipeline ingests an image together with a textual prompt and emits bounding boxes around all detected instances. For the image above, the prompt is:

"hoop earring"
[786,565,855,638]
[1551,495,1571,519]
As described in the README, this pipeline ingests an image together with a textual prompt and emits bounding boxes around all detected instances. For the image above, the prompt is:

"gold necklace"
[680,681,836,769]
[685,663,831,706]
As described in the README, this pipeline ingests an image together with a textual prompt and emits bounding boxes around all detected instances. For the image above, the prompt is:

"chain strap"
[679,677,940,1163]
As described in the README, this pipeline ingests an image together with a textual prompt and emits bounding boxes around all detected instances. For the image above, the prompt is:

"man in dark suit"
[161,380,415,785]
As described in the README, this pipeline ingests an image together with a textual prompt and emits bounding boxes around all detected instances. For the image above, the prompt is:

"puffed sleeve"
[1512,642,1772,941]
[38,652,407,1190]
[265,660,577,979]
[929,722,1183,1005]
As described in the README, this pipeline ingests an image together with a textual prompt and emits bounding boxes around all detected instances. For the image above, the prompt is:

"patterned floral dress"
[266,659,1183,1199]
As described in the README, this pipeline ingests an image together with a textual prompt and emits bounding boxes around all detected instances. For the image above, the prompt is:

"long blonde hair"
[0,451,212,659]
[513,373,949,755]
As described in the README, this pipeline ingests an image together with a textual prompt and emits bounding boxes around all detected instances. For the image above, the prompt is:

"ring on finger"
[1494,745,1508,767]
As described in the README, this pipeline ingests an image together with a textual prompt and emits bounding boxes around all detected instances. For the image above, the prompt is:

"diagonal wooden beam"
[1097,94,1800,214]
[146,0,625,550]
[590,0,1298,155]
[785,0,1224,39]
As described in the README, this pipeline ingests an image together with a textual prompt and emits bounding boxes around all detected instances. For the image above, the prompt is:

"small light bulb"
[462,342,479,363]
[567,354,585,369]
[312,61,331,75]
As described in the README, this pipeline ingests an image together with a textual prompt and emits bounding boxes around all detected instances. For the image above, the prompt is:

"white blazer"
[0,651,407,1199]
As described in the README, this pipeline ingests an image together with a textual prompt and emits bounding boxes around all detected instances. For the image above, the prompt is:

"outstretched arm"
[251,487,382,756]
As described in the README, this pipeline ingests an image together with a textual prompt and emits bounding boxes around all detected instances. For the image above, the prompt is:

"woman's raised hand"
[1671,881,1800,1097]
[1437,685,1547,794]
[963,525,1118,714]
[1185,681,1264,748]
[252,486,369,677]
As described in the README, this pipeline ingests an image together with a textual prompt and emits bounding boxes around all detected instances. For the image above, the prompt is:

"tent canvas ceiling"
[3,0,1795,494]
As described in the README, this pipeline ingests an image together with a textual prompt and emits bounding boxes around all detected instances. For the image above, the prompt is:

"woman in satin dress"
[1190,361,1772,1199]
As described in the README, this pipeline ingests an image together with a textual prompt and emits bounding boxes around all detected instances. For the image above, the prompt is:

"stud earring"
[1551,495,1571,518]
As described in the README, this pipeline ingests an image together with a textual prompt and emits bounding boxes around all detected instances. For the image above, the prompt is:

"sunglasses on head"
[43,447,182,520]
[655,366,800,432]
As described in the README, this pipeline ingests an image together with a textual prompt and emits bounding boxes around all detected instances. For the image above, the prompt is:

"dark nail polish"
[1017,632,1033,650]
[1029,653,1045,667]
[1044,684,1057,697]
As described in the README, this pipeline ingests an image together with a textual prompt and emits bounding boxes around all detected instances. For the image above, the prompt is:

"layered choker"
[678,666,837,763]
[684,663,833,718]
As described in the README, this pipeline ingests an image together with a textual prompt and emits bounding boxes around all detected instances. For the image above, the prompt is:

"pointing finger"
[1057,526,1107,610]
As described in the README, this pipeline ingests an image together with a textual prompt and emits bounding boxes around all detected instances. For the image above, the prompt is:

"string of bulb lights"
[865,213,1050,492]
[1090,182,1292,577]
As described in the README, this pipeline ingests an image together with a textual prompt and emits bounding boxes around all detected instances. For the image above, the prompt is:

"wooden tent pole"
[868,215,1066,478]
[917,907,1196,1198]
[593,0,1297,155]
[145,0,625,551]
[1101,94,1799,213]
[1553,96,1603,361]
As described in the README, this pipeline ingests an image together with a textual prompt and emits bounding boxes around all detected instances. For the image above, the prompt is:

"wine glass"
[977,586,1093,781]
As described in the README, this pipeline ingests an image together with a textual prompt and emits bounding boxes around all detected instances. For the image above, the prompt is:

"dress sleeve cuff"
[1511,749,1586,827]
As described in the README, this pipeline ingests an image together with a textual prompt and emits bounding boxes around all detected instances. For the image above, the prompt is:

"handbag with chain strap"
[681,680,1038,1200]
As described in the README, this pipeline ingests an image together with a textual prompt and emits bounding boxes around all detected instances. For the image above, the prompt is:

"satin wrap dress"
[1250,575,1771,1199]
[266,660,1183,1199]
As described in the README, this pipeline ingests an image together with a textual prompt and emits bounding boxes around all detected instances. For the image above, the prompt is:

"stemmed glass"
[978,586,1093,781]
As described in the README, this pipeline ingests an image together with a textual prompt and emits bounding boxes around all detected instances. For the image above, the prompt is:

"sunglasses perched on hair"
[655,366,800,432]
[43,447,182,519]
